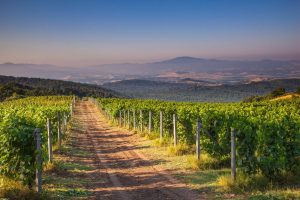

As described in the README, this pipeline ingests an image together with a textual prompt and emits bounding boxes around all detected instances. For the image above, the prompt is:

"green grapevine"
[0,96,72,185]
[97,97,300,178]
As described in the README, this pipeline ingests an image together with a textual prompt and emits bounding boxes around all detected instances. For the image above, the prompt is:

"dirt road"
[71,100,202,200]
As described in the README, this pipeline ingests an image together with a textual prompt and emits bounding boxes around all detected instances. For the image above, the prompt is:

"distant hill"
[1,57,300,84]
[0,75,122,101]
[103,78,300,102]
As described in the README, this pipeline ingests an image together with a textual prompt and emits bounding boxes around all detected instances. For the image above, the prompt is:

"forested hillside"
[103,78,300,102]
[0,75,122,101]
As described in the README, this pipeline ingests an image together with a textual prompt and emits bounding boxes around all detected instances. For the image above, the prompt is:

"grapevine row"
[0,96,73,187]
[95,97,300,179]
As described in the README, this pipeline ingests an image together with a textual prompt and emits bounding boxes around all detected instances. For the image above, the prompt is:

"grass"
[44,160,94,174]
[248,190,300,200]
[178,169,230,190]
[43,149,94,199]
[187,154,223,170]
[216,172,300,199]
[0,175,50,200]
[45,187,91,199]
[41,117,94,199]
[152,137,171,147]
[133,136,300,199]
[58,161,94,171]
[43,176,91,186]
[217,174,269,192]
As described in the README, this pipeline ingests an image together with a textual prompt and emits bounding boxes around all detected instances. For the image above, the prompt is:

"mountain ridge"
[1,57,300,85]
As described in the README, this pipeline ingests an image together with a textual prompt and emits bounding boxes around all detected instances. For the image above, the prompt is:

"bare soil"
[69,100,204,200]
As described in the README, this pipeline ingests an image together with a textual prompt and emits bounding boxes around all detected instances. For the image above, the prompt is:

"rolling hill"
[103,78,300,102]
[0,75,122,101]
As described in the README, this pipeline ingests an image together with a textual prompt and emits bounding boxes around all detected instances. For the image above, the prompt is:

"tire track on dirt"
[76,100,203,200]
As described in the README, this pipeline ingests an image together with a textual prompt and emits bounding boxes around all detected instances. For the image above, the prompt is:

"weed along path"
[70,100,202,200]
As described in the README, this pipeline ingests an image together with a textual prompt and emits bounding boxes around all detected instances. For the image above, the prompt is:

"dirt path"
[71,100,202,200]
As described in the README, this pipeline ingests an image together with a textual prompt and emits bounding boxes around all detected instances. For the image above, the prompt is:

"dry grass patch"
[0,175,49,200]
[167,143,191,156]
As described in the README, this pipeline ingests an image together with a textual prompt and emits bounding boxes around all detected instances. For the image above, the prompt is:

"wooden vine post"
[160,111,163,141]
[133,110,136,130]
[64,114,67,130]
[70,97,75,116]
[196,119,201,160]
[173,114,177,146]
[119,110,122,127]
[57,112,62,151]
[62,113,66,133]
[123,110,126,128]
[34,128,42,193]
[70,104,73,117]
[140,110,143,132]
[47,118,53,163]
[231,128,236,182]
[127,110,130,129]
[148,111,152,133]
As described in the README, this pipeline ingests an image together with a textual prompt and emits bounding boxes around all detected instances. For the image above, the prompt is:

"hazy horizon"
[2,55,300,68]
[1,0,300,66]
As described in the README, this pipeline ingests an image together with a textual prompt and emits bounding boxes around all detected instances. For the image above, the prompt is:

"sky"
[0,0,299,66]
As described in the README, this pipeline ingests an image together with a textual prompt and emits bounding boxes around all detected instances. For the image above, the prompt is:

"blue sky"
[0,0,299,66]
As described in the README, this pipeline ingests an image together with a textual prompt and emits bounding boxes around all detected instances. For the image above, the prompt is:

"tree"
[270,87,286,98]
[243,95,264,102]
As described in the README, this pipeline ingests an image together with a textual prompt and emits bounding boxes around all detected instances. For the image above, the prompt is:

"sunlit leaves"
[98,98,300,178]
[0,96,72,186]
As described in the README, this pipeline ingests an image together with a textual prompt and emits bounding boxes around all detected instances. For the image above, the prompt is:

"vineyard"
[0,96,299,199]
[0,96,72,187]
[96,98,300,179]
